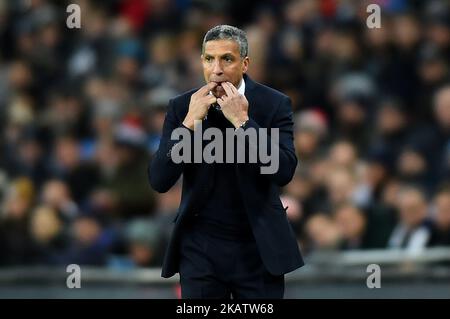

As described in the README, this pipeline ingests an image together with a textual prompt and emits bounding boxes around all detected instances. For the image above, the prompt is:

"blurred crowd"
[0,0,450,268]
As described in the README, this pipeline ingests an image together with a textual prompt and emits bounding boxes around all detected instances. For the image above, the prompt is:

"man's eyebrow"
[203,52,236,57]
[221,53,235,58]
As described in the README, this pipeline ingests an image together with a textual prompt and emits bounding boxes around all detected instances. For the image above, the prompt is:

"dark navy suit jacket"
[148,74,304,278]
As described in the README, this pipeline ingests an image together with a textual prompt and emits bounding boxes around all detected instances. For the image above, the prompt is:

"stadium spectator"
[429,185,450,246]
[388,186,432,252]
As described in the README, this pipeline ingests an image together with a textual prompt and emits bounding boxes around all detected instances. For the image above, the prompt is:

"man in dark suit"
[148,25,304,299]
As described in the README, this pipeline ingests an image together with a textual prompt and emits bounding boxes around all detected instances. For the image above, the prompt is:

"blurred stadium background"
[0,0,450,298]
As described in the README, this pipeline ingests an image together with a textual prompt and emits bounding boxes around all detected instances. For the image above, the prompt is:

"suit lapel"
[243,74,265,126]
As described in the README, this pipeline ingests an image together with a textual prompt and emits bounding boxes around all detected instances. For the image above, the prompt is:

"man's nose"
[212,61,223,75]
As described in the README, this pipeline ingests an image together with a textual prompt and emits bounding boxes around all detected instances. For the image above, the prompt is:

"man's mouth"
[212,81,226,87]
[210,81,227,97]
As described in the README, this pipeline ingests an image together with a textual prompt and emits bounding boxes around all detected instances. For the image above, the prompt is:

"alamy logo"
[366,264,381,289]
[366,4,381,29]
[66,264,81,288]
[170,120,280,174]
[66,4,81,29]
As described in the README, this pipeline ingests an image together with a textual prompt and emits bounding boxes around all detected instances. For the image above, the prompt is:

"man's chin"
[212,86,226,98]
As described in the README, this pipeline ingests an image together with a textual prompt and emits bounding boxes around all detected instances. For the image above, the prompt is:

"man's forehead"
[203,39,240,55]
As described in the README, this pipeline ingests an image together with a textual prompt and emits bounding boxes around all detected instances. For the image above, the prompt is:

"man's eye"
[224,57,232,62]
[205,57,212,62]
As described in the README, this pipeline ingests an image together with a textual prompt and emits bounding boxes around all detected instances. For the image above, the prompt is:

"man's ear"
[242,56,249,74]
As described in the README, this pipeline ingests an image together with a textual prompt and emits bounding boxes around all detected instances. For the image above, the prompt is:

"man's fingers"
[205,81,218,94]
[194,84,208,96]
[201,95,217,109]
[208,81,219,89]
[205,95,217,105]
[226,82,239,94]
[197,82,218,96]
[221,82,236,97]
[230,81,239,94]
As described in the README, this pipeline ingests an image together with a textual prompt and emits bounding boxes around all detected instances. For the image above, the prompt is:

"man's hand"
[183,82,218,130]
[217,82,249,128]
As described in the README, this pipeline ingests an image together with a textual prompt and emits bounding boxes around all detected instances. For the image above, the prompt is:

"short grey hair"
[202,25,248,58]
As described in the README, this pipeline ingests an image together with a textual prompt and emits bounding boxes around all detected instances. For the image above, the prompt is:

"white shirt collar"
[237,77,246,95]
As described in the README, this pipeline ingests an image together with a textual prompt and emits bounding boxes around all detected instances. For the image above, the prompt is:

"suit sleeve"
[148,99,193,193]
[237,96,298,186]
